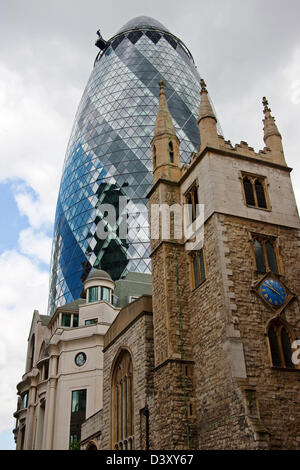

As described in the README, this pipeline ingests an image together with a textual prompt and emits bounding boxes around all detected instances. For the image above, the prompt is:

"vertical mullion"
[252,179,258,207]
[125,376,128,439]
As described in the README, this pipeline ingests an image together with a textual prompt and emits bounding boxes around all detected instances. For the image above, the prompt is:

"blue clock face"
[260,278,287,307]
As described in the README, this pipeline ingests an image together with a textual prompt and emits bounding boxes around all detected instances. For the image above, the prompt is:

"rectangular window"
[101,286,111,302]
[61,314,71,327]
[44,360,49,380]
[71,389,86,413]
[85,318,98,326]
[191,249,206,289]
[72,314,79,327]
[70,389,87,447]
[88,286,98,303]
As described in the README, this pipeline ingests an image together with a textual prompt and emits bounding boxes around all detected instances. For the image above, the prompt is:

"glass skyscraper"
[48,16,206,315]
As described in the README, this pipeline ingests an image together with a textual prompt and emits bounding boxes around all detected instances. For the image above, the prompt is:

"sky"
[0,0,299,450]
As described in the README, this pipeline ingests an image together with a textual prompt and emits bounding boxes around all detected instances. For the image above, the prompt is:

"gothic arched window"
[267,320,295,369]
[242,174,269,209]
[112,350,134,450]
[252,236,280,274]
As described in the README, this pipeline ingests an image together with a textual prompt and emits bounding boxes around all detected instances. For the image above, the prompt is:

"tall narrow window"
[243,177,255,206]
[88,286,98,303]
[101,286,111,303]
[252,236,280,274]
[268,325,282,367]
[267,320,295,369]
[29,334,35,370]
[186,183,199,223]
[266,242,278,274]
[255,180,267,208]
[153,145,156,168]
[168,141,174,163]
[253,240,266,273]
[191,249,206,289]
[112,350,134,450]
[70,389,87,448]
[23,391,29,409]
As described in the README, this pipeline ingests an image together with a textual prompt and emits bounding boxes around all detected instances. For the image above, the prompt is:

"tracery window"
[252,236,280,274]
[267,319,295,369]
[242,174,268,209]
[112,350,134,450]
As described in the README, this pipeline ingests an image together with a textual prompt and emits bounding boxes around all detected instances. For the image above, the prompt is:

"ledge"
[103,295,152,351]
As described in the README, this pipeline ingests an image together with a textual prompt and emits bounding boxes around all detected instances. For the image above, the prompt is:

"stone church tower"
[148,79,300,449]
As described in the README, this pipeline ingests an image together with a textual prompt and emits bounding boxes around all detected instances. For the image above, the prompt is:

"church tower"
[148,80,197,449]
[149,78,300,449]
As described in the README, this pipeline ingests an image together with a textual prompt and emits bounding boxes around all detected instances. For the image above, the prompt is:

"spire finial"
[200,78,208,94]
[263,96,272,117]
[159,79,165,95]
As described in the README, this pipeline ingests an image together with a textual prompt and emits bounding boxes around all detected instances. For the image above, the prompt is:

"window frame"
[241,172,270,210]
[190,248,206,291]
[184,180,200,224]
[111,349,134,450]
[266,319,298,370]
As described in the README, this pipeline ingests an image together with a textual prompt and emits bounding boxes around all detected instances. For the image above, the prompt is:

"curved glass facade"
[48,16,205,315]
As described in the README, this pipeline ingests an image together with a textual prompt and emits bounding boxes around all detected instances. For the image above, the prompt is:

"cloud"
[18,228,52,265]
[0,63,81,228]
[282,47,300,105]
[0,250,49,434]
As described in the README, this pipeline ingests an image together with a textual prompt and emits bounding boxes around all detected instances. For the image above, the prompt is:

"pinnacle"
[262,96,281,141]
[198,77,217,123]
[154,80,176,138]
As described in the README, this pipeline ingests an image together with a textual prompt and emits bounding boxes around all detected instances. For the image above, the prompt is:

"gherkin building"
[48,16,206,315]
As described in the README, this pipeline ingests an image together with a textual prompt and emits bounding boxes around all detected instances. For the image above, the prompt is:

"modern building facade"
[48,16,217,316]
[14,269,151,450]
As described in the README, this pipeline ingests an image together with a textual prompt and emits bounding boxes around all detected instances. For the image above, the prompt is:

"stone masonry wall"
[100,312,154,450]
[220,214,300,449]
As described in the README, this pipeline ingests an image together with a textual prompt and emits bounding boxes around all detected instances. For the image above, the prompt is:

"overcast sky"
[0,0,299,449]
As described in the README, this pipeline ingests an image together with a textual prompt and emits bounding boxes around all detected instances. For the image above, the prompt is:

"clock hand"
[265,282,282,297]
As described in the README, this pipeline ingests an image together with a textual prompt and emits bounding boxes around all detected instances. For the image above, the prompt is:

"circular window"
[75,352,87,367]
